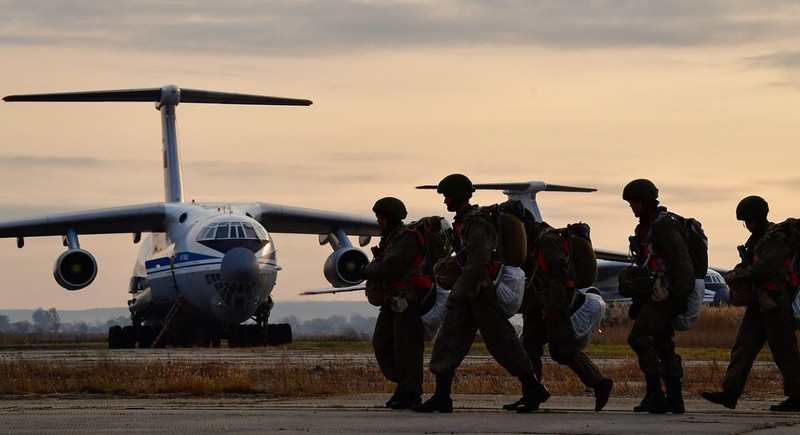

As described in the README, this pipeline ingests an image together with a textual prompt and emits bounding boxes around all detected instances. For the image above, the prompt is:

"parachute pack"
[554,222,598,289]
[471,200,529,267]
[656,211,709,279]
[404,216,453,313]
[764,218,800,292]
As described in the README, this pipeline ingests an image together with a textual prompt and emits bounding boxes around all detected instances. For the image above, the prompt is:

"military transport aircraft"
[0,85,378,349]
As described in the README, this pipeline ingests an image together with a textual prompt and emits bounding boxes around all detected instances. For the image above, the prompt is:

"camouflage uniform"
[430,206,534,379]
[362,221,425,406]
[720,224,800,400]
[628,206,694,412]
[522,226,608,396]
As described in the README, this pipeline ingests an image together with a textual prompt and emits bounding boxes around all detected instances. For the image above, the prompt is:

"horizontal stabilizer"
[4,86,312,106]
[417,181,596,194]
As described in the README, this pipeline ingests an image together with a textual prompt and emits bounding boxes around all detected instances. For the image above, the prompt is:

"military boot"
[769,396,800,412]
[700,390,738,410]
[389,391,422,410]
[665,377,685,414]
[515,372,551,413]
[385,388,401,408]
[593,378,614,412]
[633,374,667,414]
[412,376,453,414]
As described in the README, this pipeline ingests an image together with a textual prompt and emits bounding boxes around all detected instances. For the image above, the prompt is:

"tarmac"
[2,393,799,434]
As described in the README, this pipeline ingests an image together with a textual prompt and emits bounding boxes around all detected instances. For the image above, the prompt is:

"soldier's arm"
[728,235,792,286]
[450,217,495,298]
[653,220,694,300]
[362,232,419,282]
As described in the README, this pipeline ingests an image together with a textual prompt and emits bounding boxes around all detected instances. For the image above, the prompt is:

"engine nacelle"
[323,247,369,287]
[53,249,98,291]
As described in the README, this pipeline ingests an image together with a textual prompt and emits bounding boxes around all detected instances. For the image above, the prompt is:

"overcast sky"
[1,0,798,310]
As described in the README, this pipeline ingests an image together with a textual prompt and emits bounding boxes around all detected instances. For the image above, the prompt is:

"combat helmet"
[372,197,407,221]
[735,195,769,221]
[622,179,659,202]
[436,174,475,198]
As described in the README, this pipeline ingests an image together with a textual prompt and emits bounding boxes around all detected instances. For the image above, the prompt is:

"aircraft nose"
[220,247,260,283]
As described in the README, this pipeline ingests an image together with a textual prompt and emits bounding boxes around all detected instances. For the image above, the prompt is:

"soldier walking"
[701,196,800,412]
[413,174,549,413]
[513,220,613,412]
[622,179,694,414]
[361,197,426,409]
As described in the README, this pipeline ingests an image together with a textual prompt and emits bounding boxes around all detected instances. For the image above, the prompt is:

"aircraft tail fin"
[4,85,313,203]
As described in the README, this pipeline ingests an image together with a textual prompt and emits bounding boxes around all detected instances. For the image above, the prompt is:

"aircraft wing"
[300,284,366,296]
[594,249,633,263]
[0,203,169,239]
[248,204,380,236]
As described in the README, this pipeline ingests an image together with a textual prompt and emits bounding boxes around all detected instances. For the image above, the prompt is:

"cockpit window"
[197,221,270,254]
[198,222,267,242]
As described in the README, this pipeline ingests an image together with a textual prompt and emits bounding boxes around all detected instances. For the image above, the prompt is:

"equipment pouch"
[618,266,653,297]
[364,279,386,307]
[728,282,755,307]
[651,272,669,302]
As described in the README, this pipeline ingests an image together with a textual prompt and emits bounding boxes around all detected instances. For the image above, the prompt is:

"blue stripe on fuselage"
[145,252,219,270]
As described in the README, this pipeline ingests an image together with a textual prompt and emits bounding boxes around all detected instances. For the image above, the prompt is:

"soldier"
[701,196,800,412]
[361,197,426,409]
[511,221,613,412]
[622,179,694,414]
[413,174,549,414]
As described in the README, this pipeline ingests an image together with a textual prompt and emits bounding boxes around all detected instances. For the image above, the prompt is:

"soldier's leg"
[627,300,668,413]
[722,306,767,396]
[414,299,476,413]
[472,288,548,413]
[763,305,800,399]
[521,311,546,380]
[392,303,425,405]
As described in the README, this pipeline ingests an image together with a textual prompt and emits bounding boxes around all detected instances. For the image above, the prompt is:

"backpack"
[657,211,709,279]
[473,200,531,268]
[404,216,453,314]
[764,218,800,290]
[556,222,598,289]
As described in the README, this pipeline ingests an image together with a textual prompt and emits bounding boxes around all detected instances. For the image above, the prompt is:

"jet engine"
[53,249,98,290]
[323,247,369,287]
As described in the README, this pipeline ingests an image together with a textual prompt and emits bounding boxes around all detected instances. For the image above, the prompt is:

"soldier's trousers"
[522,310,604,388]
[372,302,424,396]
[723,303,800,397]
[429,285,534,379]
[627,298,683,379]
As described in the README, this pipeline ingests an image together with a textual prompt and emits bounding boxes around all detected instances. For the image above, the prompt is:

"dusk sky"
[1,1,798,310]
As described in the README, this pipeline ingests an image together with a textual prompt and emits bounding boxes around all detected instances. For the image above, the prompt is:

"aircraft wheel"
[138,325,156,348]
[108,325,123,349]
[122,325,137,348]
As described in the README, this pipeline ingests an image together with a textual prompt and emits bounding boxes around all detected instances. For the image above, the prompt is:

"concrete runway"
[2,394,799,434]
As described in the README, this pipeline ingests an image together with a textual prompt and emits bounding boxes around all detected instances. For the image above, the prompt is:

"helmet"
[436,174,475,198]
[372,197,407,221]
[622,179,659,201]
[735,195,768,221]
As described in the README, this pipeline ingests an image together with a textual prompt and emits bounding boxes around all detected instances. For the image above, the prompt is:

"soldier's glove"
[391,295,409,313]
[671,296,689,316]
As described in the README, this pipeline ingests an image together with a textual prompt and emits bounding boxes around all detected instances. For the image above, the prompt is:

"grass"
[1,305,796,399]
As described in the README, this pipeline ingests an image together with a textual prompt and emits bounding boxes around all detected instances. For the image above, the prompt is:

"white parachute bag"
[494,265,526,319]
[421,286,450,339]
[671,278,705,331]
[570,292,607,350]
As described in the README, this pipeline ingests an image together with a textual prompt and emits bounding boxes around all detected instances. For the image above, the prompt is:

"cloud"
[0,154,103,169]
[2,1,798,56]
